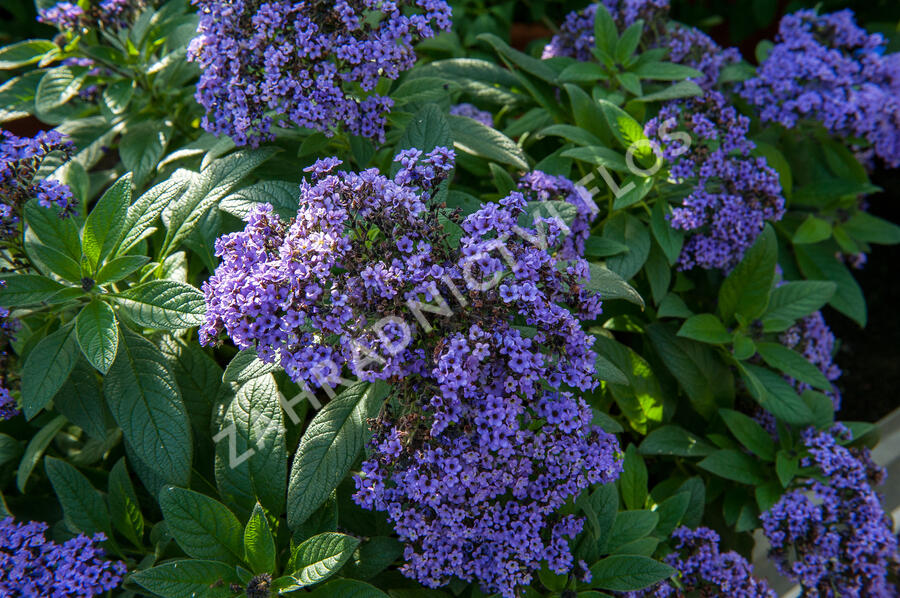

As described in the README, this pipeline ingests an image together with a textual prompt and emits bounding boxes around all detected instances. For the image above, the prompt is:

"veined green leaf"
[287,382,389,531]
[159,486,244,564]
[75,299,119,373]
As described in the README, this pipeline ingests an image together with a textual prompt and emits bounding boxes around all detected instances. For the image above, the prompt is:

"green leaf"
[638,425,715,457]
[342,536,403,581]
[476,33,558,85]
[116,178,186,256]
[755,342,833,391]
[698,449,767,485]
[222,347,280,383]
[620,445,647,510]
[616,21,644,63]
[592,336,665,434]
[580,483,618,557]
[585,236,630,258]
[16,415,67,492]
[105,326,192,487]
[606,510,659,553]
[288,532,361,587]
[159,486,244,564]
[604,213,651,280]
[841,211,900,245]
[44,456,112,537]
[96,255,150,285]
[245,503,276,574]
[646,323,733,419]
[287,382,389,531]
[24,241,82,282]
[220,180,300,221]
[0,274,66,307]
[215,374,287,515]
[719,409,776,461]
[391,76,457,105]
[108,458,144,548]
[75,299,119,373]
[35,66,85,116]
[776,451,798,487]
[119,121,170,184]
[590,555,675,592]
[593,3,618,54]
[130,560,239,598]
[597,99,650,154]
[632,62,703,80]
[395,103,452,163]
[586,263,644,308]
[21,323,78,419]
[793,215,832,244]
[561,145,629,172]
[158,335,221,444]
[559,62,610,83]
[795,244,866,326]
[113,280,205,330]
[657,293,692,319]
[408,58,523,106]
[740,363,814,425]
[82,173,132,271]
[24,197,81,259]
[654,492,691,538]
[676,314,731,344]
[448,114,527,170]
[595,354,629,385]
[0,39,57,70]
[718,225,776,323]
[161,148,276,258]
[101,80,134,115]
[763,281,836,323]
[633,80,703,102]
[54,357,110,440]
[565,84,612,142]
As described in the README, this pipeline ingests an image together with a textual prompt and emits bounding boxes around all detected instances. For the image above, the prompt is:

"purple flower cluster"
[201,149,620,595]
[625,526,775,597]
[517,170,596,260]
[449,103,493,127]
[542,1,739,90]
[644,91,785,270]
[761,425,900,597]
[39,0,140,31]
[0,517,126,596]
[1,130,77,240]
[356,392,621,596]
[740,9,900,168]
[779,311,842,410]
[188,0,452,146]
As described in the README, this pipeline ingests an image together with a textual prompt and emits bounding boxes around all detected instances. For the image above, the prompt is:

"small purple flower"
[188,0,452,146]
[779,311,842,409]
[761,425,899,596]
[623,526,775,597]
[0,517,126,596]
[740,9,900,168]
[1,130,77,240]
[201,147,615,596]
[449,103,493,127]
[644,91,785,270]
